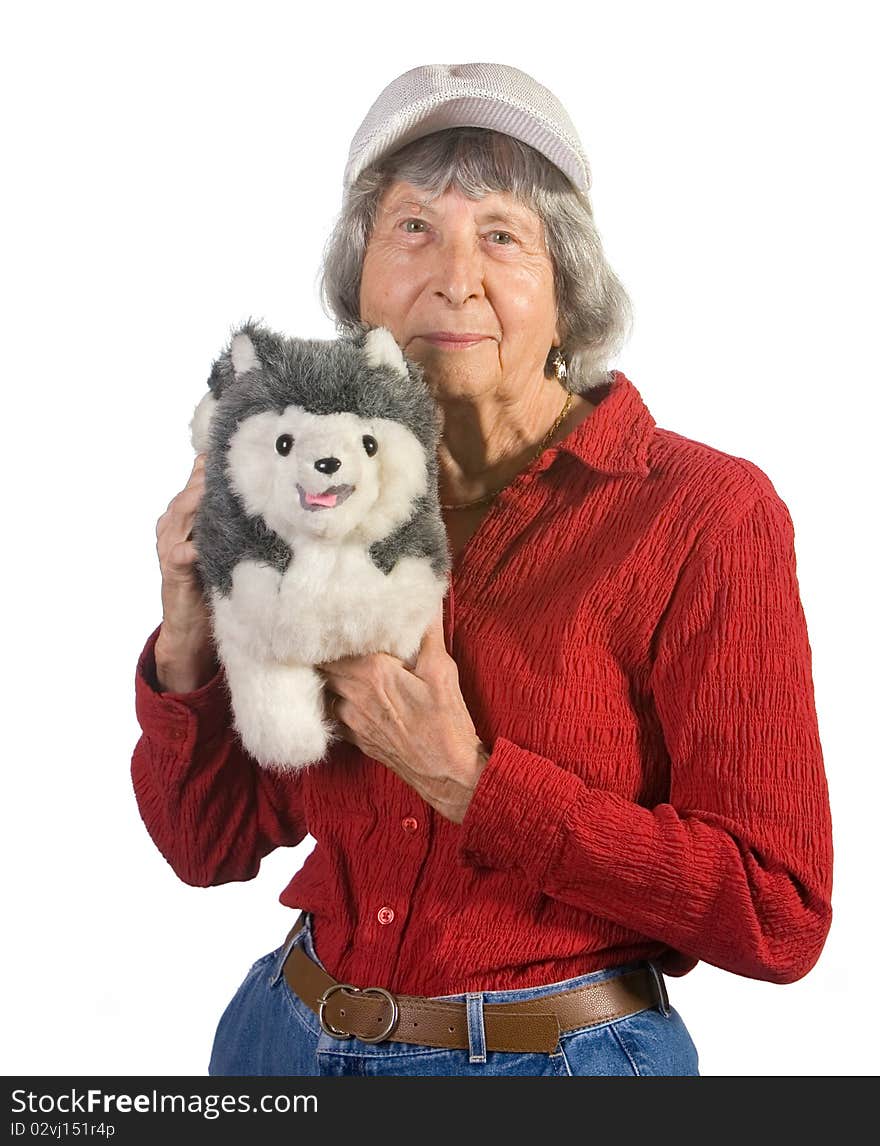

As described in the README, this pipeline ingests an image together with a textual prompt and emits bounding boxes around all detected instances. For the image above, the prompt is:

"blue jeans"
[208,912,700,1076]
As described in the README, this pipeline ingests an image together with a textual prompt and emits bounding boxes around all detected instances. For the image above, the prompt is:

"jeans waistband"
[270,909,670,1015]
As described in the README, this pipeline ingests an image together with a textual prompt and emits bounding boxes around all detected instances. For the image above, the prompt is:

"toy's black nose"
[314,456,341,475]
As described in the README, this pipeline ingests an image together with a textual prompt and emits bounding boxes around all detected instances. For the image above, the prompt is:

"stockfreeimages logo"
[10,1088,318,1120]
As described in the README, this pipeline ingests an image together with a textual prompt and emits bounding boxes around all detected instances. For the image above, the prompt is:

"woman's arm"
[134,453,310,885]
[456,493,833,985]
[131,623,310,886]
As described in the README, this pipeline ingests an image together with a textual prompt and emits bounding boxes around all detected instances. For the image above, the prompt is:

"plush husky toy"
[189,319,451,773]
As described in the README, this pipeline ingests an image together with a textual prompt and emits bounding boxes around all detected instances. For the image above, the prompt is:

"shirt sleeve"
[131,623,310,887]
[456,493,834,985]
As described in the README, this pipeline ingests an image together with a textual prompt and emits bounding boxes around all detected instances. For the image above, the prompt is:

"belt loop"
[465,992,486,1063]
[646,961,671,1017]
[270,911,308,988]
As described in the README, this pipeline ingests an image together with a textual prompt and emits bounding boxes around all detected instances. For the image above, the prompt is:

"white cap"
[344,62,591,194]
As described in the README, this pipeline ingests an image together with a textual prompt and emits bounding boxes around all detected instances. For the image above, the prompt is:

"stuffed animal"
[188,319,451,773]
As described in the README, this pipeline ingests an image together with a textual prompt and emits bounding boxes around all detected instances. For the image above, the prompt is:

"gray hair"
[319,127,633,393]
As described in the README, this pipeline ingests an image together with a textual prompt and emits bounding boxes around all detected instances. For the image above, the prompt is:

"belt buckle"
[318,982,400,1043]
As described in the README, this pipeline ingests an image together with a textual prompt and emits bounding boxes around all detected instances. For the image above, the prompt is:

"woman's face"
[359,179,560,402]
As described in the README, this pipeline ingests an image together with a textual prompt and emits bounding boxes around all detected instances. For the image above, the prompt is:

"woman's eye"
[275,434,293,456]
[488,230,514,245]
[402,219,428,233]
[362,435,378,457]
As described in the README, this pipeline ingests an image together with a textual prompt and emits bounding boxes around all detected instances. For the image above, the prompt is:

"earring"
[552,348,568,382]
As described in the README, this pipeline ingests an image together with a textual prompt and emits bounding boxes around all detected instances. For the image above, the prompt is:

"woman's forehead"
[379,180,539,227]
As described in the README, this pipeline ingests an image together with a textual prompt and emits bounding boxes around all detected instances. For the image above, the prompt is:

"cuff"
[456,735,583,884]
[134,623,231,749]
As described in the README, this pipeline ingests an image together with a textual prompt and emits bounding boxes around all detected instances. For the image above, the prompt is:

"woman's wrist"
[154,624,219,693]
[442,740,491,825]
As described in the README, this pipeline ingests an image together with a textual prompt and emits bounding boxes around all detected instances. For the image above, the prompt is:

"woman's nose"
[432,237,485,306]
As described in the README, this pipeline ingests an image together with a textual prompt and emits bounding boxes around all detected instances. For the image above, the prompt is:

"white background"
[2,0,877,1077]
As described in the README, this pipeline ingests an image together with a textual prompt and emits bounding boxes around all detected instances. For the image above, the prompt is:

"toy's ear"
[229,332,262,376]
[206,318,272,399]
[362,326,408,378]
[194,319,272,452]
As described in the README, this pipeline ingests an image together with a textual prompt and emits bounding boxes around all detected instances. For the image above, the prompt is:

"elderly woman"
[132,63,833,1077]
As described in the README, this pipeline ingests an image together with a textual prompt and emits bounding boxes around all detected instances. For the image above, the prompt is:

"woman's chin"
[418,358,496,399]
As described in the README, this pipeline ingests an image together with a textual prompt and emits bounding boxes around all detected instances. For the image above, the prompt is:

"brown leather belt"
[281,913,669,1054]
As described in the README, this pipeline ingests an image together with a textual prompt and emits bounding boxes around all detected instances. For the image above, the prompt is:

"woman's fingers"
[324,690,342,725]
[154,455,211,600]
[167,537,199,569]
[153,453,217,689]
[156,454,208,564]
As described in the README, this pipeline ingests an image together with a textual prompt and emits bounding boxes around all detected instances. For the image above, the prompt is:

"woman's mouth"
[418,333,491,350]
[297,483,355,511]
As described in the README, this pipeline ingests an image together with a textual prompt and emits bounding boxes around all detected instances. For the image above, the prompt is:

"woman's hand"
[317,607,490,825]
[153,453,219,693]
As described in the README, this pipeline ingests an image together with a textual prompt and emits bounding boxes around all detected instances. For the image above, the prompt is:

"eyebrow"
[381,197,536,230]
[477,210,533,229]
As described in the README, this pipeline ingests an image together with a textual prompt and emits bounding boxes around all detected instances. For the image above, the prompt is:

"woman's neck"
[436,385,594,504]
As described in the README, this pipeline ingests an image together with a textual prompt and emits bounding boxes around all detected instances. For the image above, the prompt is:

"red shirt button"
[401,817,418,833]
[377,906,395,925]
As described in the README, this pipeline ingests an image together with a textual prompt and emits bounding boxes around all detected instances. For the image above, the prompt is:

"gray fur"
[193,318,450,598]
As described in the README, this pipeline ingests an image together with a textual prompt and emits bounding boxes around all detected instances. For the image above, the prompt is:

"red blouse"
[131,370,833,995]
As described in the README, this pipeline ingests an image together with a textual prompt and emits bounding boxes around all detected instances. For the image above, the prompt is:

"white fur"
[230,332,262,376]
[226,405,427,547]
[211,548,444,772]
[189,390,218,453]
[213,402,445,773]
[217,646,332,770]
[363,327,407,376]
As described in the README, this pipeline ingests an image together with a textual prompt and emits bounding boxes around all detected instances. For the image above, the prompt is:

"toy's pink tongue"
[306,491,338,507]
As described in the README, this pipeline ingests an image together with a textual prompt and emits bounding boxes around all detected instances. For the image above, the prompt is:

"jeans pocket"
[607,1005,700,1077]
[209,944,320,1077]
[275,960,323,1039]
[556,1020,641,1077]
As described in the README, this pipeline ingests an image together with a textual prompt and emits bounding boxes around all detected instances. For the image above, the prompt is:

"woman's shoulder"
[646,425,788,543]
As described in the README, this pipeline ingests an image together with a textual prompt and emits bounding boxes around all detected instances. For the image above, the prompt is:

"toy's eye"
[275,434,293,456]
[362,435,378,457]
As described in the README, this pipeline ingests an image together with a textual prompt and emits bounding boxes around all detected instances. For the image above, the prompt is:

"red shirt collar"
[555,370,655,477]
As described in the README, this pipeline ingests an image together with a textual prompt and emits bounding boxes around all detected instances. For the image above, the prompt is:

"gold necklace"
[440,390,574,511]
